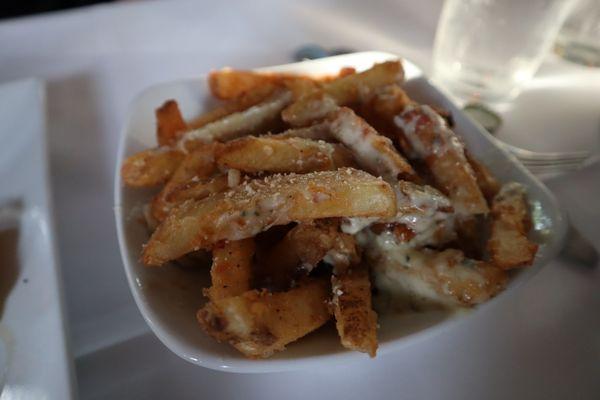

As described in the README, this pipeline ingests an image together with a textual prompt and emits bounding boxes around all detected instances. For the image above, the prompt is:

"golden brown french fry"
[215,136,352,173]
[369,247,507,309]
[328,107,416,182]
[177,89,292,150]
[151,143,218,221]
[197,277,331,358]
[465,150,501,202]
[332,264,378,357]
[209,68,277,100]
[142,169,396,266]
[188,83,278,129]
[165,174,229,203]
[205,238,255,301]
[395,105,488,215]
[273,122,333,141]
[121,148,184,187]
[487,183,538,269]
[282,61,404,126]
[256,220,360,290]
[156,100,188,147]
[358,83,413,142]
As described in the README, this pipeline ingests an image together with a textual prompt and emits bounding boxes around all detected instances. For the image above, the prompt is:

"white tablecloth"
[0,1,598,399]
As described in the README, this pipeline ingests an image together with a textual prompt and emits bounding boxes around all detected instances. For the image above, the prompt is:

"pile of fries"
[121,60,538,359]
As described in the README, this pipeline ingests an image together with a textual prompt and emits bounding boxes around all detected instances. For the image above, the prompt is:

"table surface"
[0,1,599,399]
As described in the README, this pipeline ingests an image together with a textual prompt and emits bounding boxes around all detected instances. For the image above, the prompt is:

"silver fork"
[501,142,598,178]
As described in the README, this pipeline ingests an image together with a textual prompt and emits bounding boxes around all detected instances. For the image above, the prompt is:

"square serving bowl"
[114,52,566,373]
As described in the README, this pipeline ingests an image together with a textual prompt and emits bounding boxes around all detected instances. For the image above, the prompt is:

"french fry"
[142,169,396,266]
[487,183,538,269]
[357,83,413,142]
[151,143,218,221]
[216,136,353,173]
[197,277,331,358]
[465,150,501,202]
[370,247,507,308]
[328,107,416,182]
[257,220,360,290]
[177,89,292,151]
[205,238,255,301]
[332,264,378,357]
[209,68,278,100]
[395,105,488,215]
[165,174,229,203]
[273,122,333,141]
[156,100,188,146]
[121,148,184,187]
[282,61,404,126]
[188,83,278,129]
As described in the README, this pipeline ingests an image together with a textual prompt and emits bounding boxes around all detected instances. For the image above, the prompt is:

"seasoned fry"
[273,122,333,141]
[151,143,218,221]
[368,243,507,309]
[395,104,488,215]
[188,83,278,129]
[341,180,456,248]
[216,136,352,173]
[328,107,416,182]
[205,238,255,301]
[487,183,538,269]
[257,220,360,290]
[209,68,278,100]
[142,169,396,266]
[282,61,404,126]
[177,89,292,151]
[332,264,378,357]
[197,277,331,358]
[121,148,184,187]
[156,100,188,146]
[465,150,501,202]
[165,173,229,203]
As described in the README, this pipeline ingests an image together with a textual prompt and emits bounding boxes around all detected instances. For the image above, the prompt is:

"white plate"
[114,52,567,373]
[0,79,75,398]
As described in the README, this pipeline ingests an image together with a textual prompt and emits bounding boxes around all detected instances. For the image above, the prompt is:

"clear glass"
[433,0,577,103]
[555,0,600,67]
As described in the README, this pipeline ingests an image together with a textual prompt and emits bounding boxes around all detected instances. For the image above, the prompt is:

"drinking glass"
[555,0,600,67]
[432,0,578,103]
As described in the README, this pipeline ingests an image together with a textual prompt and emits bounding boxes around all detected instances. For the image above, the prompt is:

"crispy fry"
[188,83,278,129]
[197,277,331,358]
[332,264,378,357]
[151,143,218,221]
[273,122,333,142]
[156,100,188,146]
[358,84,413,142]
[165,174,229,203]
[341,180,456,248]
[216,136,352,173]
[395,104,488,215]
[177,89,292,151]
[121,148,184,187]
[209,68,278,100]
[142,169,396,266]
[487,183,538,269]
[369,245,507,309]
[205,238,255,301]
[328,107,416,182]
[282,61,404,126]
[257,220,360,290]
[465,151,501,202]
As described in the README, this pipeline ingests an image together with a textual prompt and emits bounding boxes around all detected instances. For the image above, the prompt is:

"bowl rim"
[113,51,568,373]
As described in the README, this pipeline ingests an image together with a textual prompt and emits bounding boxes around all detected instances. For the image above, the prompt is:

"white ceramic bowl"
[114,52,566,373]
